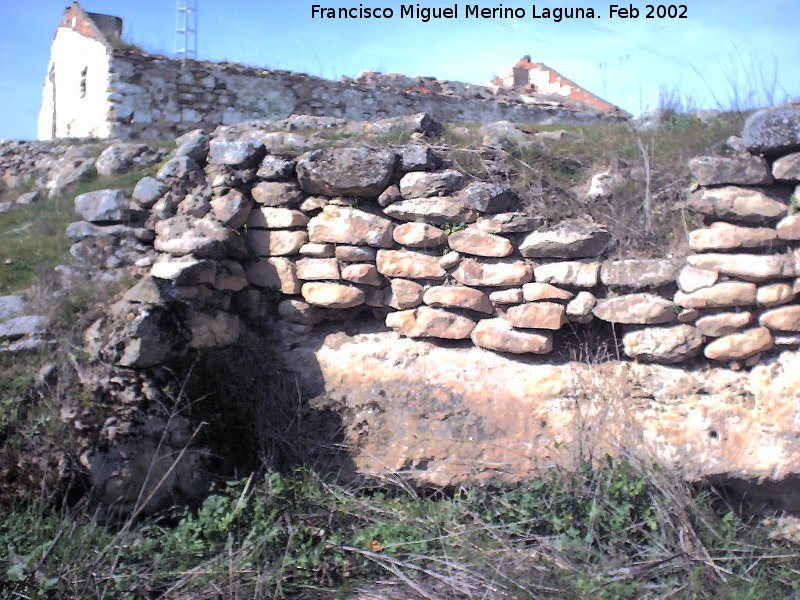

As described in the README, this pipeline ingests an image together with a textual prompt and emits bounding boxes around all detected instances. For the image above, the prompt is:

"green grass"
[0,169,151,294]
[2,460,799,598]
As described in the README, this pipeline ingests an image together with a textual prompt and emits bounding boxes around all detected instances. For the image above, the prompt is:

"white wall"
[37,27,112,140]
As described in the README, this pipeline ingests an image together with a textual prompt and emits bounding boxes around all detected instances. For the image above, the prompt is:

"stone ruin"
[56,105,800,511]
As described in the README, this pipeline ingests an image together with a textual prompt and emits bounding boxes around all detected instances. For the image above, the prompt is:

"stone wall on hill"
[61,105,800,507]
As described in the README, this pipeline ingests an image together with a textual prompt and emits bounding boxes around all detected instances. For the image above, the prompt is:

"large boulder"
[296,146,397,198]
[742,104,800,155]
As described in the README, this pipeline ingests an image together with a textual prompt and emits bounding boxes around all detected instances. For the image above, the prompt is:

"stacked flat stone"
[70,107,800,368]
[677,104,800,364]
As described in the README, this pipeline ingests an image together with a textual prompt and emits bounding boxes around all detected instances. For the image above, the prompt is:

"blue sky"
[1,0,798,140]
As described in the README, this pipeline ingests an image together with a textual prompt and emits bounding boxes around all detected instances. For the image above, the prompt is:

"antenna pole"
[175,0,197,59]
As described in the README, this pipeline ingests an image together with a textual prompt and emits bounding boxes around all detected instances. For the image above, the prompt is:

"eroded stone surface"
[470,318,553,354]
[522,283,574,302]
[447,229,513,257]
[393,222,447,248]
[704,328,773,360]
[688,222,778,252]
[687,253,795,281]
[623,324,705,364]
[386,307,476,339]
[423,286,494,314]
[675,282,757,309]
[301,282,365,308]
[519,221,610,258]
[688,186,788,223]
[777,215,800,240]
[695,312,753,337]
[600,259,681,289]
[688,155,772,186]
[308,205,394,248]
[386,279,424,310]
[296,146,397,197]
[399,169,465,198]
[453,258,532,287]
[593,293,676,324]
[505,302,567,330]
[534,261,600,288]
[376,249,446,279]
[760,306,800,332]
[384,197,479,225]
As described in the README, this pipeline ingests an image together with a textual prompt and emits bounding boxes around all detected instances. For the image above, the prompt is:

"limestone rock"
[448,229,513,257]
[470,318,553,354]
[245,258,300,294]
[245,230,307,257]
[96,143,167,177]
[777,215,800,240]
[760,306,800,331]
[688,222,778,252]
[308,205,394,248]
[257,155,296,180]
[341,263,382,286]
[674,282,757,309]
[75,189,129,223]
[0,315,47,340]
[157,156,201,180]
[757,283,795,307]
[458,181,515,214]
[335,246,377,262]
[519,221,610,258]
[505,302,567,330]
[772,153,800,181]
[399,169,465,198]
[210,190,252,229]
[208,139,263,167]
[534,261,600,288]
[688,186,788,223]
[296,258,340,281]
[246,207,308,229]
[150,256,216,285]
[522,283,574,302]
[587,170,625,200]
[132,177,167,209]
[695,312,753,337]
[296,146,397,198]
[400,145,440,172]
[566,291,597,322]
[376,249,446,280]
[623,325,705,364]
[677,265,718,293]
[688,155,773,186]
[489,288,523,304]
[386,279,424,310]
[301,282,365,308]
[383,197,478,225]
[300,243,334,258]
[393,222,447,248]
[704,328,773,360]
[593,293,676,325]
[175,129,210,164]
[423,286,494,314]
[453,258,532,287]
[687,253,795,281]
[251,181,305,207]
[742,105,800,155]
[155,215,246,259]
[474,212,541,234]
[600,259,681,289]
[386,307,476,339]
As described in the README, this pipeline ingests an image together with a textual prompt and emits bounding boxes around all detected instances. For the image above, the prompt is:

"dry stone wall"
[106,49,626,141]
[72,108,800,372]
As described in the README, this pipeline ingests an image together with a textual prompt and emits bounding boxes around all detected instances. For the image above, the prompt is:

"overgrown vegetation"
[3,458,800,598]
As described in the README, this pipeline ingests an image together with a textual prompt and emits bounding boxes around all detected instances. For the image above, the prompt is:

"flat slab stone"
[296,258,340,281]
[688,186,789,223]
[757,283,795,307]
[307,205,394,248]
[393,222,447,248]
[695,312,753,337]
[376,249,446,280]
[0,315,47,340]
[423,286,494,314]
[452,258,532,287]
[489,288,523,304]
[386,307,476,339]
[470,318,553,354]
[301,282,365,308]
[341,263,382,286]
[383,197,479,226]
[245,230,308,257]
[474,212,541,234]
[623,324,705,364]
[687,253,795,281]
[593,293,677,324]
[674,282,757,309]
[534,261,600,288]
[688,155,772,186]
[447,229,513,257]
[759,306,800,332]
[600,258,681,289]
[704,327,774,360]
[688,222,778,252]
[504,302,567,330]
[399,169,465,198]
[458,182,515,214]
[335,246,377,262]
[519,221,610,258]
[677,266,718,293]
[246,207,308,229]
[522,283,574,302]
